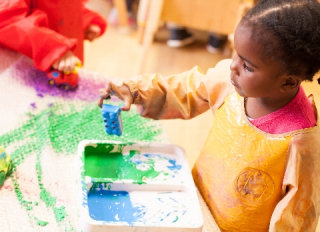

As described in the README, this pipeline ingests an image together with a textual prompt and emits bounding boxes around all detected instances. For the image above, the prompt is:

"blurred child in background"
[0,0,107,74]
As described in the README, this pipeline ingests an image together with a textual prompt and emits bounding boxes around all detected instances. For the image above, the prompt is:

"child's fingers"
[64,58,72,73]
[64,56,78,73]
[98,95,107,108]
[52,59,63,71]
[57,60,65,72]
[98,92,110,108]
[99,88,108,96]
[98,82,133,110]
[121,98,132,111]
[72,56,81,66]
[52,51,80,73]
[85,24,101,41]
[98,86,111,108]
[52,61,58,70]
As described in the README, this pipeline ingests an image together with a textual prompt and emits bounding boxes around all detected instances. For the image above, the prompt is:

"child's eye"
[243,62,253,72]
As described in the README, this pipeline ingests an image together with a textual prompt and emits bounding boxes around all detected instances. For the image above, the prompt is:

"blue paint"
[167,160,182,171]
[87,189,143,224]
[169,197,178,203]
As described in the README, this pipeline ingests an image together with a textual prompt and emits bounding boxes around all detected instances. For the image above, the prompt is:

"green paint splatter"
[11,174,44,228]
[12,175,33,211]
[0,102,162,157]
[0,101,164,229]
[46,103,162,154]
[84,144,161,184]
[172,216,179,223]
[36,152,68,223]
[35,217,48,226]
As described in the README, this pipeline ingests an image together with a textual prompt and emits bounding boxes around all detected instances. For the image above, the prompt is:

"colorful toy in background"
[0,146,12,187]
[47,63,81,90]
[101,104,123,136]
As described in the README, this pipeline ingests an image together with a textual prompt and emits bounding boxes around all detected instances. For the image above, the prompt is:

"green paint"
[0,102,162,158]
[0,101,163,230]
[0,171,5,187]
[13,175,34,211]
[11,174,43,228]
[172,216,179,223]
[46,103,162,154]
[35,217,48,226]
[84,143,161,184]
[36,152,68,223]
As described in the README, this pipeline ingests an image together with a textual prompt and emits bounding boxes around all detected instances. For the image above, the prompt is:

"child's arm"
[269,127,320,231]
[0,0,77,72]
[99,59,233,120]
[83,7,107,41]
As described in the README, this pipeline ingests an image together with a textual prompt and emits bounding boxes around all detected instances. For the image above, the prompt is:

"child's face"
[230,24,286,98]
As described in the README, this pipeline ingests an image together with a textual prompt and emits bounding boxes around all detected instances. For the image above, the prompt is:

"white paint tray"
[78,140,203,232]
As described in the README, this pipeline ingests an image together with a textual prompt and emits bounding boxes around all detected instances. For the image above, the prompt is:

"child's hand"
[52,51,81,73]
[98,82,133,111]
[85,24,101,41]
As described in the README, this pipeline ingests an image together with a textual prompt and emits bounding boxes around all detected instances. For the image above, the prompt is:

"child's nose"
[230,57,239,73]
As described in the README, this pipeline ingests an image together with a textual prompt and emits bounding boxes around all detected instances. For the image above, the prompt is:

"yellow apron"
[193,93,293,232]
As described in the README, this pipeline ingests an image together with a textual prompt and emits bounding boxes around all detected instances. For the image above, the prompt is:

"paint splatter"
[36,152,68,223]
[34,217,48,226]
[0,100,163,230]
[85,186,198,226]
[84,145,161,183]
[1,102,162,156]
[11,58,107,101]
[81,143,197,227]
[30,102,37,109]
[167,160,182,171]
[87,189,143,224]
[2,57,166,231]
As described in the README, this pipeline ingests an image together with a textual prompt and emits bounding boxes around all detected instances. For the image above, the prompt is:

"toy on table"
[47,63,81,90]
[101,104,123,136]
[0,146,12,187]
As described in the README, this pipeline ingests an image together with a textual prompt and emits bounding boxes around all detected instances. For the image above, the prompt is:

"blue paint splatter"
[87,189,143,224]
[167,160,182,171]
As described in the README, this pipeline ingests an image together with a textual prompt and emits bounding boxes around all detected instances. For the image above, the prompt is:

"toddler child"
[99,0,320,231]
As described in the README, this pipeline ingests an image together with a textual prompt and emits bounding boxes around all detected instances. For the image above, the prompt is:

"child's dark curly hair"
[241,0,320,81]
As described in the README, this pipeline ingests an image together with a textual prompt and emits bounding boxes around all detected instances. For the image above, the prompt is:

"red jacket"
[0,0,106,71]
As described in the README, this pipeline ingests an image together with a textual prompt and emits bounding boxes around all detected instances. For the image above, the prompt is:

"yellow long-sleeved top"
[122,59,320,231]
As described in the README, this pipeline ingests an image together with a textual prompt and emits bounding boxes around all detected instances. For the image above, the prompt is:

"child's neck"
[245,88,299,119]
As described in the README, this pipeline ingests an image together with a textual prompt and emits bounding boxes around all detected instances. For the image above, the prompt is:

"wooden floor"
[84,1,320,231]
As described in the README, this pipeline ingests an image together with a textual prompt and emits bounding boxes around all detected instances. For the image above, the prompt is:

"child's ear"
[280,75,301,92]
